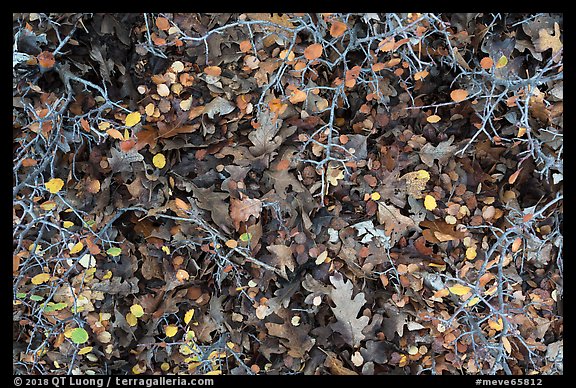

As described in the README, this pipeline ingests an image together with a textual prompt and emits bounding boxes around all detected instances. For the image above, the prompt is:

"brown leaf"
[203,96,235,119]
[265,308,315,358]
[329,20,348,38]
[135,127,158,150]
[267,245,295,280]
[377,202,417,246]
[420,219,466,243]
[229,197,262,231]
[248,109,283,157]
[329,272,369,347]
[324,352,358,375]
[157,121,196,139]
[419,136,458,167]
[534,22,562,61]
[191,185,233,234]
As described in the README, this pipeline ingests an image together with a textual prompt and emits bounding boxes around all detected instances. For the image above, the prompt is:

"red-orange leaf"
[304,43,323,60]
[155,17,170,31]
[450,89,468,102]
[330,20,348,38]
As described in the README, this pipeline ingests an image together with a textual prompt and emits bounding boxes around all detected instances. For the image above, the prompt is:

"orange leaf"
[427,115,441,123]
[276,159,290,171]
[329,20,347,38]
[372,63,386,72]
[450,89,468,102]
[511,237,522,253]
[304,43,323,60]
[204,66,222,77]
[378,37,396,52]
[289,88,307,104]
[106,128,124,140]
[239,40,252,53]
[522,213,533,223]
[480,57,493,69]
[225,239,238,249]
[508,168,522,184]
[120,139,136,152]
[37,51,55,69]
[414,70,429,80]
[156,17,170,31]
[174,198,191,211]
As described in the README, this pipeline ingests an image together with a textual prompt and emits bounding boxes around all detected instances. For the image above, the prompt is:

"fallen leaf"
[427,114,441,123]
[448,284,471,296]
[153,153,166,169]
[45,178,64,194]
[330,20,348,38]
[267,245,295,280]
[31,273,50,285]
[419,136,458,167]
[377,202,417,246]
[495,55,508,69]
[329,272,369,347]
[304,43,323,60]
[450,89,468,102]
[125,112,141,127]
[229,197,262,231]
[424,195,437,211]
[533,22,562,61]
[203,96,235,119]
[480,57,493,69]
[248,109,283,157]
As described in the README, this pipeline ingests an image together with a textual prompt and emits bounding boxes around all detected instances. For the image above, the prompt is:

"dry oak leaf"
[534,22,562,61]
[265,309,315,358]
[248,109,283,157]
[329,272,369,348]
[229,197,262,231]
[377,202,417,246]
[191,185,234,234]
[266,245,295,280]
[419,136,458,167]
[420,219,465,243]
[203,96,235,119]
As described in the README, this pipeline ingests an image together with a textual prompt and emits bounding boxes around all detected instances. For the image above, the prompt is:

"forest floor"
[13,13,563,375]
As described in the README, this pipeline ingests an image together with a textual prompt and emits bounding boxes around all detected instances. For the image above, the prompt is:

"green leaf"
[70,328,89,345]
[16,293,26,299]
[239,233,252,242]
[106,247,122,257]
[30,295,44,302]
[44,302,67,312]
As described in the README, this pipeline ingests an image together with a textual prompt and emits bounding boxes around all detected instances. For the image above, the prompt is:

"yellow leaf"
[130,304,144,318]
[184,309,195,325]
[416,170,430,180]
[426,114,441,123]
[125,112,141,127]
[466,247,477,260]
[153,153,166,169]
[31,273,51,285]
[126,312,138,327]
[466,296,481,307]
[371,192,381,201]
[40,201,56,211]
[45,178,64,194]
[206,370,222,375]
[495,55,508,69]
[78,346,93,355]
[424,195,437,211]
[69,242,84,254]
[488,317,503,331]
[161,246,171,255]
[165,325,178,338]
[448,284,471,296]
[161,362,170,372]
[63,221,74,228]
